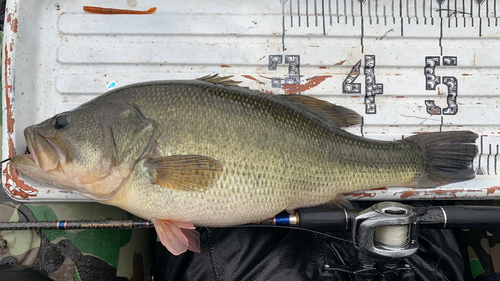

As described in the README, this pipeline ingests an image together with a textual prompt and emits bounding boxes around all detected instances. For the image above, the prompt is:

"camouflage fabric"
[455,201,500,281]
[0,200,150,281]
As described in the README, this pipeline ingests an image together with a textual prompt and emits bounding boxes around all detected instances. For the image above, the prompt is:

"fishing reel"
[321,202,419,281]
[353,202,419,259]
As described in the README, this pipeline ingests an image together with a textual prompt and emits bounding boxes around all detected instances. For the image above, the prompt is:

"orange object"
[83,6,157,14]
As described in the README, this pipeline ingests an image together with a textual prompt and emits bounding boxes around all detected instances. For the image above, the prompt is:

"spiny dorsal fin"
[279,95,362,127]
[146,155,223,192]
[198,74,242,86]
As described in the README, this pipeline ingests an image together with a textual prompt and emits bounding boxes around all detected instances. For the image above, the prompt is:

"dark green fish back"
[105,79,424,193]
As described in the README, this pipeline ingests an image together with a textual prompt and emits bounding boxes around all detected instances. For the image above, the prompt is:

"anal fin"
[152,219,201,255]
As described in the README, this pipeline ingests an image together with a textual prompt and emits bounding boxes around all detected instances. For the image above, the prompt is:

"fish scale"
[103,80,424,225]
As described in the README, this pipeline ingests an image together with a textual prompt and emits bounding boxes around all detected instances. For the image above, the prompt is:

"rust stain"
[221,65,230,68]
[476,103,482,105]
[242,75,265,85]
[437,88,445,95]
[263,90,273,94]
[7,13,18,33]
[319,66,327,69]
[2,9,38,199]
[371,187,388,191]
[3,163,38,199]
[281,75,332,95]
[4,44,14,134]
[394,74,401,76]
[462,73,471,76]
[335,60,346,66]
[396,96,404,98]
[429,108,440,116]
[400,190,419,198]
[341,191,376,199]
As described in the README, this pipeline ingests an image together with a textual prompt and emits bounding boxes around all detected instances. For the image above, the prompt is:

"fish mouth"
[21,127,67,173]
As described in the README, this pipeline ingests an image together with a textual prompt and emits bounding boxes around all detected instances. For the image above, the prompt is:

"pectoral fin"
[146,155,223,192]
[152,219,201,255]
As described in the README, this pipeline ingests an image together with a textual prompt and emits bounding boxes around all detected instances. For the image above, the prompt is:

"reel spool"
[353,202,419,259]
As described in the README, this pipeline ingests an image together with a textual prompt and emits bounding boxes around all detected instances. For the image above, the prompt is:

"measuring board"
[2,0,500,201]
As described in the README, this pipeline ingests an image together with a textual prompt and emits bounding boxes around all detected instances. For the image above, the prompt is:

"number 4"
[343,55,384,114]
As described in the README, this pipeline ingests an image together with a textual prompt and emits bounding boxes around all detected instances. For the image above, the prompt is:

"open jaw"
[21,128,66,173]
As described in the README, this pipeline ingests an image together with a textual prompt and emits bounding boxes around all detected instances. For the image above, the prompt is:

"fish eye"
[54,115,71,130]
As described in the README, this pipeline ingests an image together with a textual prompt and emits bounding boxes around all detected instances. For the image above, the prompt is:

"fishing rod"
[2,202,499,280]
[0,220,154,230]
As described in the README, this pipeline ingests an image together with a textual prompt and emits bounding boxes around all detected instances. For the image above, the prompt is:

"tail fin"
[404,131,478,187]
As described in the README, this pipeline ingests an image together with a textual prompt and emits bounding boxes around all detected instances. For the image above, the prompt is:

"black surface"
[152,202,464,281]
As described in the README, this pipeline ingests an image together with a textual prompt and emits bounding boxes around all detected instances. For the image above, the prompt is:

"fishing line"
[0,158,11,164]
[235,224,355,245]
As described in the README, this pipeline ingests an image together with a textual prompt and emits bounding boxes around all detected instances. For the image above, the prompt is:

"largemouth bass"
[12,75,478,255]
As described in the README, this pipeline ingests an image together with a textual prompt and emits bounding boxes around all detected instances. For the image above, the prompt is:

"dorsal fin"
[279,95,362,127]
[198,74,242,86]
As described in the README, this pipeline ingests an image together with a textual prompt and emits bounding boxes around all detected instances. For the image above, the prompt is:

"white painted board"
[2,0,500,201]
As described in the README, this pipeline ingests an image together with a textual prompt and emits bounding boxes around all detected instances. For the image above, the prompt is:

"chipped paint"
[342,187,500,201]
[281,75,332,95]
[3,163,38,199]
[486,187,500,195]
[341,191,376,199]
[221,65,230,68]
[2,5,38,199]
[335,60,346,66]
[242,75,265,85]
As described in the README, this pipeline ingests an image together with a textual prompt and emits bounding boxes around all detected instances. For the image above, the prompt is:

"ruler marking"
[336,0,339,23]
[322,0,326,34]
[290,0,293,27]
[431,0,434,25]
[384,4,387,25]
[392,0,395,24]
[439,2,443,56]
[329,0,332,25]
[487,0,490,27]
[368,0,372,25]
[351,0,355,26]
[361,0,364,52]
[455,0,458,27]
[462,0,466,27]
[406,0,410,24]
[479,1,482,37]
[447,0,451,28]
[423,0,427,25]
[298,0,301,27]
[477,135,484,175]
[471,0,474,27]
[488,144,491,176]
[282,1,286,51]
[495,0,498,26]
[376,0,379,24]
[400,0,403,36]
[315,0,318,27]
[495,144,498,175]
[307,0,310,27]
[415,0,418,24]
[345,0,347,24]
